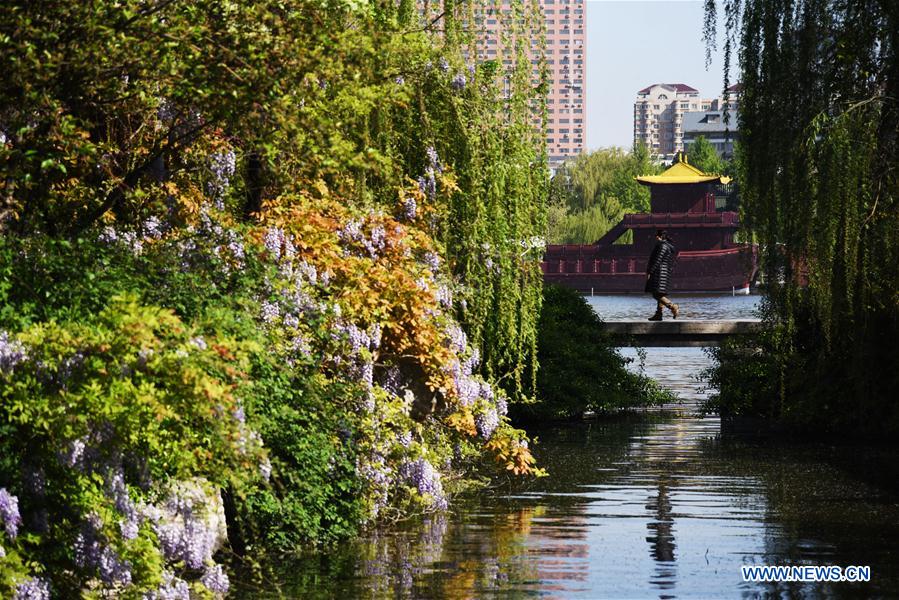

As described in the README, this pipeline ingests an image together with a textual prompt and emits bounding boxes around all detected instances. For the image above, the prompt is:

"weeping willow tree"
[705,0,899,434]
[404,0,549,399]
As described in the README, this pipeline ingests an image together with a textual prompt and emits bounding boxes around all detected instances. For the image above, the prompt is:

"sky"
[585,0,728,150]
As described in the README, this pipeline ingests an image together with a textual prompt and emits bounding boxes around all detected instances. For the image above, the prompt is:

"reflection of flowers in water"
[358,514,448,596]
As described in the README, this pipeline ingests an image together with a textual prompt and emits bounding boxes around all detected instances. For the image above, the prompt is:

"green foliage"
[0,298,266,596]
[685,136,726,175]
[545,201,626,245]
[514,285,672,422]
[704,0,899,435]
[546,145,657,245]
[550,145,657,214]
[231,366,365,552]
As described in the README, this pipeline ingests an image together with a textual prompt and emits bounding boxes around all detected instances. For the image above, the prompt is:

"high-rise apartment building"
[634,83,714,160]
[475,0,586,167]
[634,83,742,161]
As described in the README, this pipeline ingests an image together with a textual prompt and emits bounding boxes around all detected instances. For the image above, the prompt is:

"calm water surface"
[243,295,899,598]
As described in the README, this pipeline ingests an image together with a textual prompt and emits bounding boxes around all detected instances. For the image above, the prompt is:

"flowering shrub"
[0,0,549,591]
[0,298,267,596]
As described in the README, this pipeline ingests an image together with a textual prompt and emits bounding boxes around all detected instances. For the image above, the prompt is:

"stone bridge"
[601,319,763,347]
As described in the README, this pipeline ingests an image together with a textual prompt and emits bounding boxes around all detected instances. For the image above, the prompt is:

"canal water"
[246,295,899,598]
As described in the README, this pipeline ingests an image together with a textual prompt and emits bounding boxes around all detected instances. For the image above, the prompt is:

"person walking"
[645,229,679,321]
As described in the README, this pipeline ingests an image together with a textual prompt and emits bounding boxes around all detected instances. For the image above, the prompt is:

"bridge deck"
[601,319,762,347]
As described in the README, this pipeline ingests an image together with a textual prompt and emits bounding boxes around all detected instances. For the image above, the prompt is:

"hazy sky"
[585,0,728,150]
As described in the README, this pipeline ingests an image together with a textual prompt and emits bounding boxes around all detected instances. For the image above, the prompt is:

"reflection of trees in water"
[341,503,591,598]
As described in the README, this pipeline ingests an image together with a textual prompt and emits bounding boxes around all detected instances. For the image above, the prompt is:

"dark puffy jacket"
[645,239,677,295]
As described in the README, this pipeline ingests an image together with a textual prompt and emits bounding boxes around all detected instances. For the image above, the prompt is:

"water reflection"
[238,295,899,598]
[646,476,676,585]
[243,410,899,599]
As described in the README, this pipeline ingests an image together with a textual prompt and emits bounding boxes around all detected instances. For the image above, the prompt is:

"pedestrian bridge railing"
[601,319,763,347]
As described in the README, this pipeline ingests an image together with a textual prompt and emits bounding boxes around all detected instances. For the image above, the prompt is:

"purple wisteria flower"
[151,488,222,570]
[13,577,50,600]
[423,252,441,273]
[338,219,387,257]
[0,488,22,539]
[454,370,480,407]
[475,406,499,440]
[60,437,87,470]
[259,457,272,482]
[206,150,237,208]
[263,227,293,262]
[395,75,405,85]
[401,197,417,220]
[446,324,467,354]
[496,396,509,417]
[382,366,403,396]
[358,455,392,517]
[201,564,230,595]
[480,380,494,402]
[336,322,371,354]
[399,458,447,510]
[108,467,140,541]
[296,260,318,286]
[436,285,452,309]
[451,73,467,91]
[144,571,190,600]
[0,332,28,374]
[418,171,436,201]
[98,226,119,244]
[143,216,164,239]
[438,57,450,73]
[426,146,440,170]
[260,301,280,323]
[74,514,133,585]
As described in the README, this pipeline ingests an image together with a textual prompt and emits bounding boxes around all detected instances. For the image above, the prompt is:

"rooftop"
[637,83,699,95]
[635,153,731,185]
[683,110,740,133]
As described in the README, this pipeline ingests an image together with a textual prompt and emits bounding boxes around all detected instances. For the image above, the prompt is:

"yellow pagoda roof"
[635,153,732,185]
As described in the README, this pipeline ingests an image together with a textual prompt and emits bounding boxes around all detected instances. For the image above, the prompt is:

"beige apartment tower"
[634,83,716,161]
[475,0,586,167]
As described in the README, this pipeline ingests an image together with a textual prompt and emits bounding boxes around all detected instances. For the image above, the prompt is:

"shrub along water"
[514,285,672,423]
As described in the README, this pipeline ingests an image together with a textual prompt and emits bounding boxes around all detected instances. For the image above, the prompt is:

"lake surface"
[242,294,899,598]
